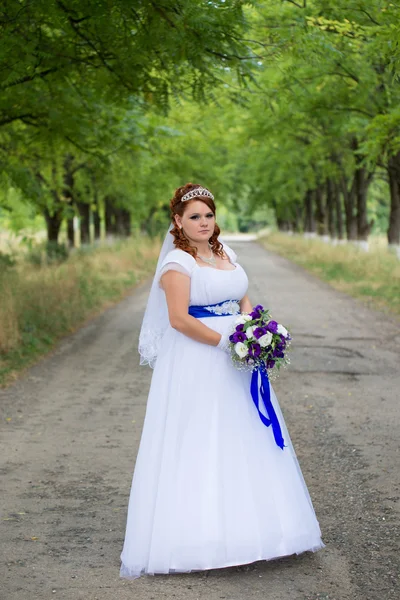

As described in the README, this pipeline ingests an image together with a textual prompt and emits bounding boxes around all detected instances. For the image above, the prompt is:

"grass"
[2,229,398,385]
[0,236,161,386]
[259,232,400,318]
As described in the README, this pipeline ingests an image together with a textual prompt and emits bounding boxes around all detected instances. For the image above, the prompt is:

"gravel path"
[1,240,399,600]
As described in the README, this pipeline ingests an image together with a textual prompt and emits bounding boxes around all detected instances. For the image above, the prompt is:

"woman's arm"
[160,270,222,347]
[239,294,253,313]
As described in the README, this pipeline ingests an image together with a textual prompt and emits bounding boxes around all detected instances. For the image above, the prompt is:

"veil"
[138,222,233,368]
[138,223,175,368]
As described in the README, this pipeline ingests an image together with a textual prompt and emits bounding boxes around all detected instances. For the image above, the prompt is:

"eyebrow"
[188,211,214,216]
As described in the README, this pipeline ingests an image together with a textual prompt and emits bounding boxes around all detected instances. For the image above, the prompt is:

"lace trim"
[139,328,165,368]
[203,300,240,315]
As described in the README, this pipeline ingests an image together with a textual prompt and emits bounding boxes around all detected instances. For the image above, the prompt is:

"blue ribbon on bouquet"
[250,366,285,450]
[188,299,285,451]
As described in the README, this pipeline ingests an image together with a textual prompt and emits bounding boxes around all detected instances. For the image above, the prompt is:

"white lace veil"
[138,223,175,368]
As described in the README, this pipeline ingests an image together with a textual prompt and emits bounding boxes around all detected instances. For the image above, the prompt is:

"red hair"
[169,183,224,259]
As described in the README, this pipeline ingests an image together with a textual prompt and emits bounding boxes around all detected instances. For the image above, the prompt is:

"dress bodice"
[158,242,249,306]
[189,262,249,306]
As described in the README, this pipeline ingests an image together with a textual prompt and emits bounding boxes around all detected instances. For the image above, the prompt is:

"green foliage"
[0,251,16,269]
[260,231,400,317]
[1,0,400,245]
[26,241,69,267]
[0,235,160,385]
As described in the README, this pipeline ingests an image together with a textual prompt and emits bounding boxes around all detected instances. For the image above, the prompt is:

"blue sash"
[188,299,241,318]
[189,299,285,450]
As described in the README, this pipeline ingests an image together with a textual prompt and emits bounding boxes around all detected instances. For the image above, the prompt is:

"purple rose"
[249,304,264,320]
[253,344,262,358]
[249,343,262,358]
[266,320,278,334]
[235,324,244,332]
[249,311,260,320]
[236,332,247,342]
[266,359,276,369]
[230,332,240,343]
[253,327,266,339]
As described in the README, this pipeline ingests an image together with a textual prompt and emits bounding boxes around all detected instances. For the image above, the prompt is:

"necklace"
[197,243,217,267]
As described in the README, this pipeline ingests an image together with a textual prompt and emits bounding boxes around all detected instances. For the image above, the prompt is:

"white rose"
[234,314,252,325]
[276,324,288,337]
[258,332,273,347]
[234,342,249,358]
[245,326,256,340]
[234,315,247,325]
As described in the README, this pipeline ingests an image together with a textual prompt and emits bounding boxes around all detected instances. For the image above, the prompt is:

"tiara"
[181,187,214,202]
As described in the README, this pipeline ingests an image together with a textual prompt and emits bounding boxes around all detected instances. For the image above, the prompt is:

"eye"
[189,213,215,220]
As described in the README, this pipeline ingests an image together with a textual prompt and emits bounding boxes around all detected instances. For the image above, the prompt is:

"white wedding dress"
[120,242,324,579]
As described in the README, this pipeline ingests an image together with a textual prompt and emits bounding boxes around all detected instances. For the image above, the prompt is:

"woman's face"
[175,200,216,244]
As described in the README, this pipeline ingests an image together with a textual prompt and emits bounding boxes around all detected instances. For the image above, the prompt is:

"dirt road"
[1,240,399,600]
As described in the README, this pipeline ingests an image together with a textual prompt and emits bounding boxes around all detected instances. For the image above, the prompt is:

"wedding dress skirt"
[120,244,324,579]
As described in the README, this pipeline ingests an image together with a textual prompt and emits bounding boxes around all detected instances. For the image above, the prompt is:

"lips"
[199,230,209,233]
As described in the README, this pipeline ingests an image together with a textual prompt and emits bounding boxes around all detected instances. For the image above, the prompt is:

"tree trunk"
[340,176,357,240]
[303,190,316,235]
[77,201,91,244]
[114,208,125,236]
[63,154,75,248]
[326,179,335,238]
[44,207,63,242]
[93,188,101,240]
[66,219,74,247]
[276,214,290,232]
[387,152,400,252]
[35,171,64,243]
[355,165,374,241]
[333,182,343,240]
[140,206,158,235]
[314,185,327,236]
[121,209,131,236]
[104,196,117,235]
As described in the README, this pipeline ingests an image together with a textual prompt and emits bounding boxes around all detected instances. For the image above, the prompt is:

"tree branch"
[149,2,177,29]
[283,0,306,8]
[0,113,44,127]
[205,48,258,61]
[351,8,381,26]
[0,67,59,91]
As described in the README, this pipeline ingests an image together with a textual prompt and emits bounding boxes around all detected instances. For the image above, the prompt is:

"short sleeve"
[158,249,196,289]
[221,241,238,264]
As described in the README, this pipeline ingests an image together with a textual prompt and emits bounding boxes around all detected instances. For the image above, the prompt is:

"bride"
[120,183,324,579]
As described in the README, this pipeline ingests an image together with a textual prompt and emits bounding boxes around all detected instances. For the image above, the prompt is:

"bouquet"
[228,304,292,377]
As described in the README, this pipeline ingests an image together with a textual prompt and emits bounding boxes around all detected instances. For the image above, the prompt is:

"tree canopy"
[1,0,400,253]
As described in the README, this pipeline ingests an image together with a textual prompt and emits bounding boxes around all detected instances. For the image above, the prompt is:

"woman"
[120,183,324,579]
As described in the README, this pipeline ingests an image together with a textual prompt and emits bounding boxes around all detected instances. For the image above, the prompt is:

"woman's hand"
[217,331,231,353]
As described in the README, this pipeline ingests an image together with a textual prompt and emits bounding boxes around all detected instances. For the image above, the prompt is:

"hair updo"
[169,182,224,259]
